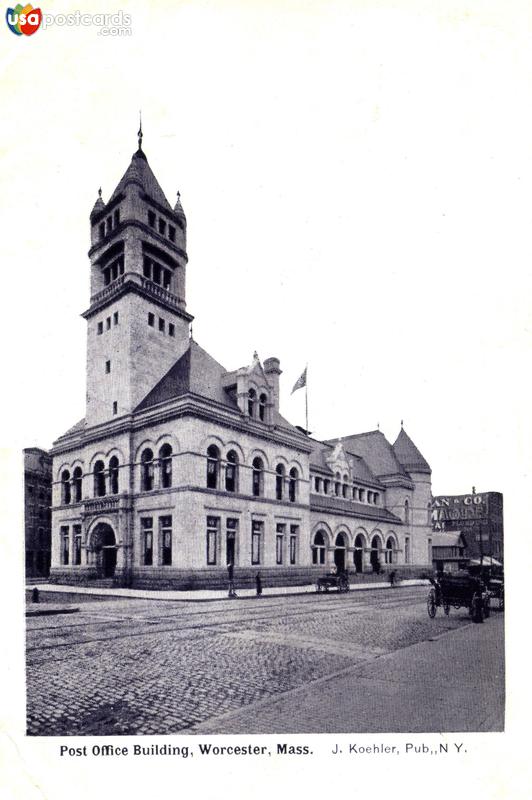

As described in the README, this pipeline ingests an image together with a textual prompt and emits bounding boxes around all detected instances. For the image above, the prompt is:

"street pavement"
[25,586,504,736]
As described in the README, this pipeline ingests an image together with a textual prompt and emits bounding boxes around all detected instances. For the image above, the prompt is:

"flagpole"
[305,365,308,434]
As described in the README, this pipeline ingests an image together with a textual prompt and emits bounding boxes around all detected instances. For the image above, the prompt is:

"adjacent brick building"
[49,135,434,589]
[24,448,52,578]
[431,491,504,566]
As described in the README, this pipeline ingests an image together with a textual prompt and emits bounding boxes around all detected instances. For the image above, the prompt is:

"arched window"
[404,499,410,524]
[370,535,381,571]
[275,464,285,500]
[159,444,172,489]
[312,530,326,565]
[72,467,82,503]
[385,537,395,565]
[323,479,330,495]
[141,449,154,492]
[252,457,263,497]
[259,393,267,421]
[334,473,341,496]
[342,475,348,498]
[206,445,220,489]
[61,470,71,505]
[289,467,298,502]
[109,456,119,495]
[93,461,106,497]
[248,389,256,418]
[225,450,238,492]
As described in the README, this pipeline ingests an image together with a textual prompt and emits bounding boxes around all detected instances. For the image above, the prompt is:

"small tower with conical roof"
[83,131,193,427]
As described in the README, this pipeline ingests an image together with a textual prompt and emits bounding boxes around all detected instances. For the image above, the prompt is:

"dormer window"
[148,210,156,228]
[248,389,256,417]
[259,393,267,422]
[168,225,176,242]
[159,219,166,236]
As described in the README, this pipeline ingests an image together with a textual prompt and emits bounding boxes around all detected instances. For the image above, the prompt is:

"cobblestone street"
[26,586,500,735]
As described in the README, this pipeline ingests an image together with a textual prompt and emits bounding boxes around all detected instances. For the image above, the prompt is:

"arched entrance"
[334,533,347,572]
[91,522,117,578]
[370,535,381,572]
[354,534,365,573]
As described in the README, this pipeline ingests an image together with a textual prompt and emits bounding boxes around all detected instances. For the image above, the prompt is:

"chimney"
[263,357,282,413]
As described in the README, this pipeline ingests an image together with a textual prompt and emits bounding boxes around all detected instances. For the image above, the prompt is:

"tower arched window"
[259,393,267,422]
[225,450,238,493]
[61,470,71,505]
[93,461,106,497]
[141,449,154,492]
[72,467,82,503]
[109,456,119,495]
[159,444,173,489]
[248,389,256,418]
[252,457,264,497]
[334,473,341,496]
[207,445,220,489]
[289,467,298,502]
[275,464,285,500]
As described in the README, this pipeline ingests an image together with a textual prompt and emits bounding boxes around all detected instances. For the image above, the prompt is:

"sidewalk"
[189,613,505,734]
[26,578,428,604]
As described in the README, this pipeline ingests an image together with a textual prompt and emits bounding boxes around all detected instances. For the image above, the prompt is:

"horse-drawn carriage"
[427,572,490,623]
[316,570,350,593]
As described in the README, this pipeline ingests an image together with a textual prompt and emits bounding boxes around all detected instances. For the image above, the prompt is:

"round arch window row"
[206,445,300,502]
[312,473,381,506]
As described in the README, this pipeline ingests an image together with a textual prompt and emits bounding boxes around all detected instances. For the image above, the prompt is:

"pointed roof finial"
[377,422,380,430]
[98,186,102,198]
[177,190,181,202]
[138,111,143,151]
[190,322,193,340]
[401,419,404,428]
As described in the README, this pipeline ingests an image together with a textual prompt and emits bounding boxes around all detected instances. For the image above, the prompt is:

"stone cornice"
[51,394,312,458]
[81,275,194,322]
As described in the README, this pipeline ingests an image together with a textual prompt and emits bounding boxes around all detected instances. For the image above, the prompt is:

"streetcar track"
[26,592,426,661]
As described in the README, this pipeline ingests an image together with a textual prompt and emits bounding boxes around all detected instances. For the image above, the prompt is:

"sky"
[2,1,531,500]
[2,1,532,795]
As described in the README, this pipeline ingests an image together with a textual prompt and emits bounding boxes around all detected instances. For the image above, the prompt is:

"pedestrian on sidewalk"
[227,562,237,598]
[255,571,262,597]
[389,570,396,588]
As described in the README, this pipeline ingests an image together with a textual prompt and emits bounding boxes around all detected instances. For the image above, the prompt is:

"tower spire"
[137,111,143,151]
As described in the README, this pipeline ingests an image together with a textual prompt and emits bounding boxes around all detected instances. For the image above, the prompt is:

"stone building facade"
[49,137,434,589]
[24,448,52,578]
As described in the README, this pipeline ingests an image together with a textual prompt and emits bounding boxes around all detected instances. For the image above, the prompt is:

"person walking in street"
[255,571,262,597]
[227,561,237,598]
[389,570,396,588]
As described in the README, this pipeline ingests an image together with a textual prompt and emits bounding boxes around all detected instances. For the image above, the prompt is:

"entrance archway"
[354,534,365,573]
[90,522,117,578]
[334,533,347,572]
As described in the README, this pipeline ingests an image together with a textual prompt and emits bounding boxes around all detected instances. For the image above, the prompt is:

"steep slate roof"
[393,427,431,474]
[310,493,402,524]
[109,148,173,211]
[135,340,238,411]
[326,431,409,479]
[135,342,308,442]
[55,418,86,440]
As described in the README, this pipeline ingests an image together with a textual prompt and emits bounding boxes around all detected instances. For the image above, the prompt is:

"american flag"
[291,367,307,394]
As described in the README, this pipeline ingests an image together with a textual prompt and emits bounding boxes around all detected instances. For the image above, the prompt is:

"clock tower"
[83,132,193,427]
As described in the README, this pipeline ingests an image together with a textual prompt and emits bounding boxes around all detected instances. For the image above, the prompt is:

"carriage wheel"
[444,604,450,616]
[427,589,437,618]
